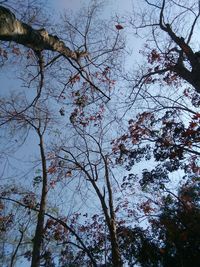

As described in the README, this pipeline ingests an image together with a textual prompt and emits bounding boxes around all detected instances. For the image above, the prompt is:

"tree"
[0,97,56,267]
[129,0,200,95]
[111,1,200,264]
[120,178,200,267]
[55,125,124,266]
[113,0,200,185]
[0,1,126,266]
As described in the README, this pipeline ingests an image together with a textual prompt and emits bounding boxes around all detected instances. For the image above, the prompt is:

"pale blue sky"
[49,0,133,16]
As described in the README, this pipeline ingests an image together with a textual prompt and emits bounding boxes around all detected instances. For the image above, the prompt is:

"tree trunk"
[109,219,123,267]
[31,132,48,267]
[104,156,123,267]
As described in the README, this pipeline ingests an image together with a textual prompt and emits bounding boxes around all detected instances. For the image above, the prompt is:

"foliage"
[122,178,200,267]
[1,1,200,267]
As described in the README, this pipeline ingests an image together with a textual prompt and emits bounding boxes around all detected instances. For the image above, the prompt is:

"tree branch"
[0,6,86,60]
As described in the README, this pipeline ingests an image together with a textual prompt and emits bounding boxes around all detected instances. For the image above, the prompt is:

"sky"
[49,0,133,15]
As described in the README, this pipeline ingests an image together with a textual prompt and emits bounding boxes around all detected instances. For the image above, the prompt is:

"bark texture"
[0,5,85,60]
[31,132,48,267]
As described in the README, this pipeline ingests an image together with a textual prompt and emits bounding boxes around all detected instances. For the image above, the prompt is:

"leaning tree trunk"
[0,5,86,60]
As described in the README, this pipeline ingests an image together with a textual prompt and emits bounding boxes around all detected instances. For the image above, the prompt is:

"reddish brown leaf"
[115,24,124,30]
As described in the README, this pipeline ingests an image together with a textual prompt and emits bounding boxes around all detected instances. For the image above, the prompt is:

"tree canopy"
[0,1,200,267]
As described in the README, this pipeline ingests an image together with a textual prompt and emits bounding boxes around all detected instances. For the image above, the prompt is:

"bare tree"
[55,124,123,266]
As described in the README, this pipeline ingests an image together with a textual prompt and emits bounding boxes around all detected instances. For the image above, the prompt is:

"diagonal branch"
[0,196,97,267]
[0,6,86,60]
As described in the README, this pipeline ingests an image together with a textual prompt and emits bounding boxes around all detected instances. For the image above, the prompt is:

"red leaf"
[50,180,56,188]
[12,47,21,55]
[193,113,200,120]
[66,170,72,177]
[189,122,197,128]
[48,166,56,174]
[115,24,124,30]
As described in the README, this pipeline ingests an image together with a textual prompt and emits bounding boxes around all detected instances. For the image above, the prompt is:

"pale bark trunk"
[31,132,48,267]
[104,156,123,267]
